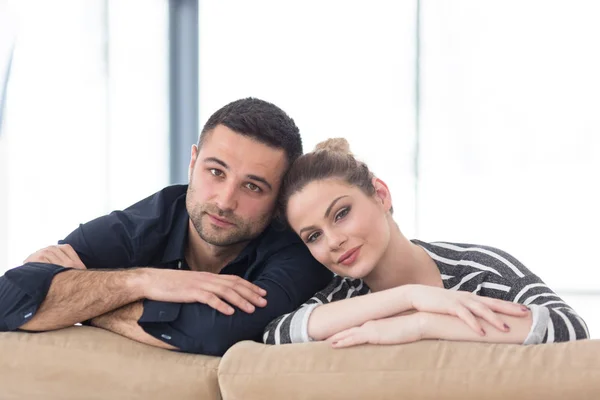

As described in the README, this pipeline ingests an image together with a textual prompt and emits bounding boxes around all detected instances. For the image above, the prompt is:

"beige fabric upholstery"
[2,327,599,399]
[219,339,600,400]
[0,326,221,400]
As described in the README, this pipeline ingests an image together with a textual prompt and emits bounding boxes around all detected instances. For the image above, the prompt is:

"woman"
[263,138,589,348]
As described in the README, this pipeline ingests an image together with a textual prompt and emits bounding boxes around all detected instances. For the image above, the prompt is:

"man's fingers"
[221,275,267,296]
[229,283,267,307]
[57,245,86,269]
[23,245,85,269]
[201,283,256,313]
[198,292,235,315]
[26,251,61,265]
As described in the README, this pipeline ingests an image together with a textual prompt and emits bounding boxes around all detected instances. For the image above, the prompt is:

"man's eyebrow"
[299,195,349,235]
[203,157,229,170]
[203,157,273,191]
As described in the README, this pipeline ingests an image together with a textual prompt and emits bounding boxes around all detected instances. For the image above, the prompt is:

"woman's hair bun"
[313,138,352,155]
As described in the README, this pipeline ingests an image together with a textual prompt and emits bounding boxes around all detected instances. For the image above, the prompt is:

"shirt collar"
[160,195,189,264]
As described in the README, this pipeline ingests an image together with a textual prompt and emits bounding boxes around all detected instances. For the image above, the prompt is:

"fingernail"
[332,341,338,346]
[247,304,255,312]
[503,323,510,331]
[521,305,529,312]
[260,289,267,295]
[227,307,235,314]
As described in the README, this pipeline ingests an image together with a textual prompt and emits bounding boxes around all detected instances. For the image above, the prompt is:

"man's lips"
[207,213,235,227]
[338,246,361,265]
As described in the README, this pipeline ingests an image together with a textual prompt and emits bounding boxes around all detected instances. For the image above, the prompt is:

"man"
[0,98,332,356]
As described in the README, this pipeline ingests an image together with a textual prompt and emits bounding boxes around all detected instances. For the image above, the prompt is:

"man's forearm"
[90,301,177,350]
[20,269,146,331]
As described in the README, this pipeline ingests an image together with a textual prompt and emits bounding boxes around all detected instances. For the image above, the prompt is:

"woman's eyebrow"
[298,195,349,235]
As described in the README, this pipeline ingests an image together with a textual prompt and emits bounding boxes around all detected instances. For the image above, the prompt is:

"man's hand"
[24,244,86,270]
[140,269,268,315]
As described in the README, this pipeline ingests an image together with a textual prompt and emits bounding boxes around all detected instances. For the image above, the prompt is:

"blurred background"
[0,0,598,336]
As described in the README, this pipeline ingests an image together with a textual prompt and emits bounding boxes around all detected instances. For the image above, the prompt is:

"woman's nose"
[328,231,348,251]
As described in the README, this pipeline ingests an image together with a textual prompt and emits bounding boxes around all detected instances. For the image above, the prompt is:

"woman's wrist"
[414,311,432,340]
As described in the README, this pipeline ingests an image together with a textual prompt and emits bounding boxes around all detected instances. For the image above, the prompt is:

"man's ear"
[188,144,199,182]
[372,177,393,212]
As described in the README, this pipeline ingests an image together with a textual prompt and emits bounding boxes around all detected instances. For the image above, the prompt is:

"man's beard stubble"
[186,190,271,247]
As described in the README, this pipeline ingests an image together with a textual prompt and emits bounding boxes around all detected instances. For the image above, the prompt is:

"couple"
[0,98,588,355]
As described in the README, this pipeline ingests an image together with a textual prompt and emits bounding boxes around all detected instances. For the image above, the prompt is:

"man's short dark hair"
[198,98,303,166]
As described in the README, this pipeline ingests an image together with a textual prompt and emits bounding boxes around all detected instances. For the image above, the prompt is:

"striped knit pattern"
[263,240,589,345]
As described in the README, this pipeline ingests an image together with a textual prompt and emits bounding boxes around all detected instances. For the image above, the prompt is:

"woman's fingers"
[454,304,485,335]
[328,328,355,344]
[329,328,367,348]
[465,300,509,332]
[482,297,529,316]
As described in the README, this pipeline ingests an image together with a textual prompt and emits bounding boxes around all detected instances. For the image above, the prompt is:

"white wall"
[198,0,600,337]
[198,0,418,235]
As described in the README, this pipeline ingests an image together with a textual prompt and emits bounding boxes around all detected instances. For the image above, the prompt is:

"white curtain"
[1,0,169,272]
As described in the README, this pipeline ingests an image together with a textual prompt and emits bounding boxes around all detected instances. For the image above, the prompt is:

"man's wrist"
[126,268,150,300]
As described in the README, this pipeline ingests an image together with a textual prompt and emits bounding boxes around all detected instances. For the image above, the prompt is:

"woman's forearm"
[420,310,533,344]
[308,285,413,340]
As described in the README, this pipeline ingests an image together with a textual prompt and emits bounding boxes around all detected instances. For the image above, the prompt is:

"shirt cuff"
[523,304,550,345]
[290,303,320,343]
[138,299,181,323]
[2,263,71,330]
[138,300,195,351]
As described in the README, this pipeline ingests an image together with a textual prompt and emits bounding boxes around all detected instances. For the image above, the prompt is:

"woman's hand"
[328,313,423,348]
[404,284,529,335]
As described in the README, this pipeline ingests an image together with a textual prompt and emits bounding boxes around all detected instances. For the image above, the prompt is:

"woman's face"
[286,178,392,279]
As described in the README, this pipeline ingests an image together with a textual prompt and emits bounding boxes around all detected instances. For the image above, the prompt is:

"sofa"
[1,326,599,399]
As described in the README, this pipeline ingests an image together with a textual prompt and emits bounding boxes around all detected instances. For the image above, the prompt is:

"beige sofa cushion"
[0,326,221,400]
[219,339,600,400]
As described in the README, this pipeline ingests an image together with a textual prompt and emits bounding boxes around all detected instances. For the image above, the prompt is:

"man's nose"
[215,182,238,211]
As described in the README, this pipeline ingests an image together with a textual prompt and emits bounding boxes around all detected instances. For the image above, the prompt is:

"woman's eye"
[210,168,224,177]
[306,231,322,243]
[246,182,262,193]
[334,207,350,222]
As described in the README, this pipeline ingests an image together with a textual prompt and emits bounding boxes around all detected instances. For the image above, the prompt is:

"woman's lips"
[338,246,361,266]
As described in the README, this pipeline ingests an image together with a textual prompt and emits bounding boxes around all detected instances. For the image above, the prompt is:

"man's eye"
[334,207,350,222]
[246,182,262,193]
[210,169,224,177]
[306,231,322,243]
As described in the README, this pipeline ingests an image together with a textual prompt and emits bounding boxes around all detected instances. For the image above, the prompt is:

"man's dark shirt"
[0,185,332,356]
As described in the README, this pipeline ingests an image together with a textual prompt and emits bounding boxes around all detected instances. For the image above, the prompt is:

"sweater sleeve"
[507,275,589,343]
[263,276,367,345]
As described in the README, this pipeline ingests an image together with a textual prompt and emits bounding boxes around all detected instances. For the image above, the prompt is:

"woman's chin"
[331,263,372,280]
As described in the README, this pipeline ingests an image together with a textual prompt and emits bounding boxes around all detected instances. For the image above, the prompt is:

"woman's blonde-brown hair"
[279,138,378,219]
